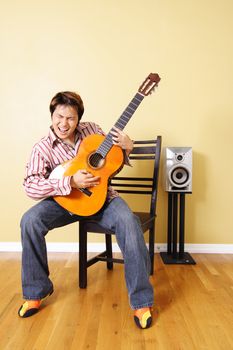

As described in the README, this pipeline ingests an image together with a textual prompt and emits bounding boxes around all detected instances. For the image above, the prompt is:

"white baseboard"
[156,243,233,254]
[0,242,233,254]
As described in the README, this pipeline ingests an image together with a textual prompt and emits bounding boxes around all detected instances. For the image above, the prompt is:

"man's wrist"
[70,176,76,188]
[126,140,134,154]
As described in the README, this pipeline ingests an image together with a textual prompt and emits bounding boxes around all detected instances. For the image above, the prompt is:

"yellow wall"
[1,0,233,244]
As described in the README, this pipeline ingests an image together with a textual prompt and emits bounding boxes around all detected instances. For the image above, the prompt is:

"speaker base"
[160,252,196,265]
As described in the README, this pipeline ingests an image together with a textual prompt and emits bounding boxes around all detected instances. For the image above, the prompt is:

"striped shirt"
[23,122,120,201]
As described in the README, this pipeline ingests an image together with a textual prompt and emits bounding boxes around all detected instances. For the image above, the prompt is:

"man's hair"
[49,91,84,120]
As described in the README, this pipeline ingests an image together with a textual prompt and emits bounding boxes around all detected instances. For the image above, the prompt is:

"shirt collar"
[77,123,88,131]
[48,127,58,146]
[49,123,87,147]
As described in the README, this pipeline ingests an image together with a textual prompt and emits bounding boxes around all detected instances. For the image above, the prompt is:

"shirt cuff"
[123,150,132,167]
[58,176,72,196]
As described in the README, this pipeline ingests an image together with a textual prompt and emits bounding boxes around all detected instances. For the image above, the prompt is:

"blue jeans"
[20,197,154,309]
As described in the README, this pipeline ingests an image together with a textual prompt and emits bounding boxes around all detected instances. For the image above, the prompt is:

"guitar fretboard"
[97,92,144,158]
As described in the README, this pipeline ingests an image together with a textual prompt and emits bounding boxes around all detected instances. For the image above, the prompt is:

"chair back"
[110,136,162,216]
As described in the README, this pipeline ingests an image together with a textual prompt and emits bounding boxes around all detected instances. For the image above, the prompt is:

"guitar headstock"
[138,73,161,96]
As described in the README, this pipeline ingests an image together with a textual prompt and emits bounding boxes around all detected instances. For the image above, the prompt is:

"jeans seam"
[131,302,154,310]
[23,288,53,300]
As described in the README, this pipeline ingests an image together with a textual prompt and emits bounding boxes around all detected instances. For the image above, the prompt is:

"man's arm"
[23,147,72,200]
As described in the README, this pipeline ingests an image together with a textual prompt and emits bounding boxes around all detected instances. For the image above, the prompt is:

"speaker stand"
[160,192,196,265]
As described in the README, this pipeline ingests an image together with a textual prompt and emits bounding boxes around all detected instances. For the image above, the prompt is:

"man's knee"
[20,205,46,239]
[111,198,141,226]
[20,209,32,230]
[115,209,141,232]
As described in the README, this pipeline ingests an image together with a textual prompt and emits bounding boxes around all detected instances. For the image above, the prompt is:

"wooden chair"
[78,136,162,288]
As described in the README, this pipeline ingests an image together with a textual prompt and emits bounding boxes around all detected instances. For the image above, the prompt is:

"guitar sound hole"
[88,152,105,169]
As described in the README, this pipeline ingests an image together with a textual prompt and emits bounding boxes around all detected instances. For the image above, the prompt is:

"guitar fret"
[135,93,144,101]
[120,115,129,121]
[105,141,112,147]
[96,91,145,157]
[102,139,112,147]
[124,110,132,116]
[127,106,135,112]
[100,144,109,151]
[115,121,125,128]
[128,103,138,110]
[129,101,138,107]
[116,115,130,123]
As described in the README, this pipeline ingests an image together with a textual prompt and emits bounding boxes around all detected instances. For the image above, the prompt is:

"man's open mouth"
[58,127,69,134]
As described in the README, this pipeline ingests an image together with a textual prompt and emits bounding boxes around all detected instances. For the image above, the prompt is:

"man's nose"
[60,119,69,127]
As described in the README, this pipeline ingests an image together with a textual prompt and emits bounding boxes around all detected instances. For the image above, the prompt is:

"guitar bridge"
[79,188,92,197]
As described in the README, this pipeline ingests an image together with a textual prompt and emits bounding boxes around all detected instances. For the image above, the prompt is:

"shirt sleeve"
[23,147,72,200]
[123,150,132,166]
[92,122,106,136]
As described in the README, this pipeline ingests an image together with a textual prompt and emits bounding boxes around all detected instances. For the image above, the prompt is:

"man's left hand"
[110,126,134,154]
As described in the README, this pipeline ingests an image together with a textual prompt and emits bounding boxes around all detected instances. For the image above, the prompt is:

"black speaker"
[163,147,192,193]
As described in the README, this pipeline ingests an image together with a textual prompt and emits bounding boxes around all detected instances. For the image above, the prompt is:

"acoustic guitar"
[51,73,160,216]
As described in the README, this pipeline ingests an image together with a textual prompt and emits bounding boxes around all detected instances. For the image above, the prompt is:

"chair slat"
[129,155,156,160]
[131,146,156,154]
[111,183,152,188]
[116,190,153,194]
[111,176,153,181]
[133,140,157,144]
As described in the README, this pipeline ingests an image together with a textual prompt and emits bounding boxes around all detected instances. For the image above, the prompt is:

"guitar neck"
[97,92,144,157]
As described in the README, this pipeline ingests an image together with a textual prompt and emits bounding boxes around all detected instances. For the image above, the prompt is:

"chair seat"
[81,211,156,235]
[134,212,156,232]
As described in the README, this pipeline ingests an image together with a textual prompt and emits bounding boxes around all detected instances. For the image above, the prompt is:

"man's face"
[52,104,79,144]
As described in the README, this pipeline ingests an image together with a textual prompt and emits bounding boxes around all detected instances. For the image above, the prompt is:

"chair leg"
[105,234,113,270]
[79,223,87,288]
[149,225,155,275]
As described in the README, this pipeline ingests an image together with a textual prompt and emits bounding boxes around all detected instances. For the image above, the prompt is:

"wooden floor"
[0,252,232,350]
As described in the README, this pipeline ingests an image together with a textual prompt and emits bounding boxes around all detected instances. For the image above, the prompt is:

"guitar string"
[90,92,144,162]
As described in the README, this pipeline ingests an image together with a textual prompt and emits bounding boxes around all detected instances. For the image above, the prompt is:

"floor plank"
[0,252,232,350]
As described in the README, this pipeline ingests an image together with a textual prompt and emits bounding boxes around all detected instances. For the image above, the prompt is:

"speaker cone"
[169,165,191,188]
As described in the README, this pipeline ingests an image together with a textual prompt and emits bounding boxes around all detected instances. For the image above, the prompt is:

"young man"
[19,91,154,329]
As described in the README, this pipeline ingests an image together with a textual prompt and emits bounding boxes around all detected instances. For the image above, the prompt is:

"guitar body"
[52,73,161,216]
[53,134,124,216]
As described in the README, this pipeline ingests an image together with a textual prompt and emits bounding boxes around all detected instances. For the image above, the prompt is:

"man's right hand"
[70,169,100,189]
